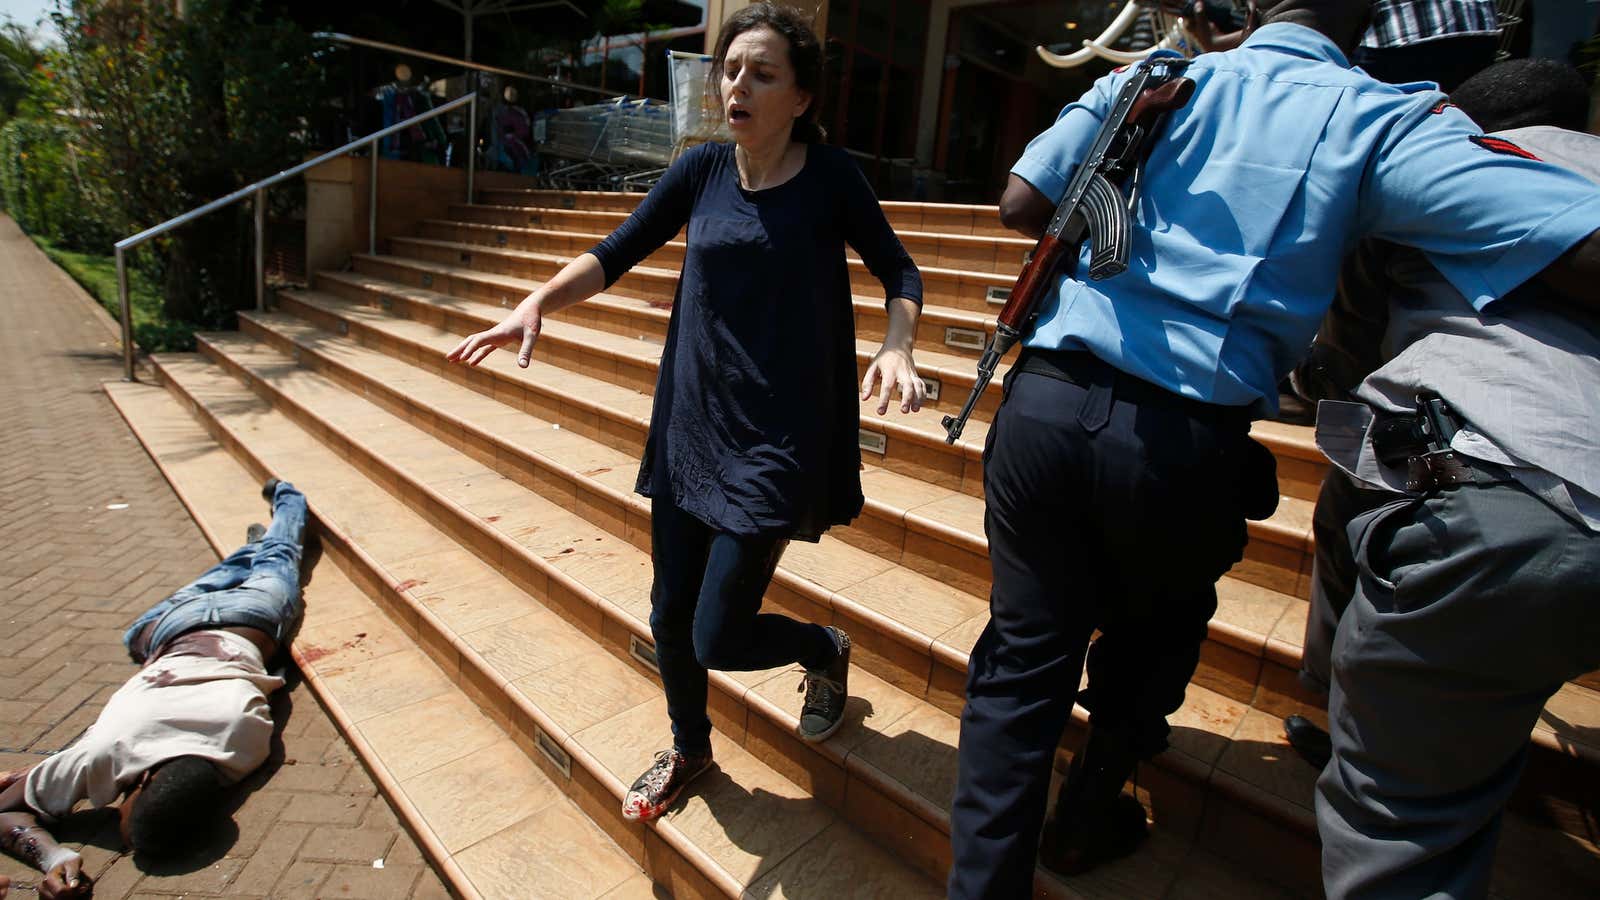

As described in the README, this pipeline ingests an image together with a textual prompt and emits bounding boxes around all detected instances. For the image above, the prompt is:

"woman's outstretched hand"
[446,296,543,368]
[862,344,925,415]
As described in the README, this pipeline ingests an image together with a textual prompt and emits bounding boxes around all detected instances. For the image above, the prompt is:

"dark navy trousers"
[648,494,837,756]
[949,357,1272,898]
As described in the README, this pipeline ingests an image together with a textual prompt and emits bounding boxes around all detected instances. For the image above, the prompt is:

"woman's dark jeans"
[648,495,837,755]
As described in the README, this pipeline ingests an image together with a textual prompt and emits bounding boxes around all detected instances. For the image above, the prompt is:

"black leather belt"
[1014,348,1253,427]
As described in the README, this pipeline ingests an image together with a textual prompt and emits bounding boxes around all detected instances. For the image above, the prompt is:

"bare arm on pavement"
[1,770,91,899]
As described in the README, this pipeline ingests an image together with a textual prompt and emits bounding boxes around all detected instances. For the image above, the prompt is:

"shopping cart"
[536,97,674,191]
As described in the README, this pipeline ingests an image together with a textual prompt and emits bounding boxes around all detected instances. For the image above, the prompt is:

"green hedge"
[34,236,195,353]
[0,117,114,249]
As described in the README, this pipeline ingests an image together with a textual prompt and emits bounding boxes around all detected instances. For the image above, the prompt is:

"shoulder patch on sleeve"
[1469,134,1541,160]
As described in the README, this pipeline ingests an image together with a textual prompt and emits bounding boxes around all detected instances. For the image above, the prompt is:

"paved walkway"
[0,214,448,899]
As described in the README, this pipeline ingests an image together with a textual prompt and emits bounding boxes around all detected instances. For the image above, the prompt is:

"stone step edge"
[338,252,1005,344]
[101,381,488,900]
[287,283,1316,559]
[146,345,1306,896]
[384,235,1011,336]
[219,316,982,699]
[333,255,1328,468]
[390,234,1014,300]
[170,324,1600,872]
[344,250,1009,377]
[474,187,1005,218]
[232,306,1600,809]
[292,277,993,471]
[325,262,1013,422]
[209,315,1343,839]
[257,292,1313,674]
[251,299,1308,680]
[441,207,1036,252]
[327,262,1012,446]
[295,279,1001,479]
[419,218,1023,282]
[137,357,813,899]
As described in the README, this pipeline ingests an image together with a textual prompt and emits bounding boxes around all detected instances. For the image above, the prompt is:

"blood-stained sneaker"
[621,748,714,823]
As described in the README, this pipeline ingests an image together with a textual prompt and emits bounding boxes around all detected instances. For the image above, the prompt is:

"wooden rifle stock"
[940,57,1194,444]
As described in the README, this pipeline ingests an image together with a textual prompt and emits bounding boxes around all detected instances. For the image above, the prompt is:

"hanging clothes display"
[374,64,449,164]
[488,86,537,175]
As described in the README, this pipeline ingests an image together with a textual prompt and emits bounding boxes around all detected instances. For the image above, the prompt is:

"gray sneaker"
[797,627,850,742]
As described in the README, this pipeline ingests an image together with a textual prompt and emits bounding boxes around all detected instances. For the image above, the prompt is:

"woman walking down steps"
[446,3,924,824]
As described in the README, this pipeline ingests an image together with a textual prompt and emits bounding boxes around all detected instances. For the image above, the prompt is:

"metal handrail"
[312,32,618,98]
[113,90,478,381]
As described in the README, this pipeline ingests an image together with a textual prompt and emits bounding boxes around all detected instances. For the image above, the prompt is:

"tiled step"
[350,244,1005,366]
[438,205,1035,275]
[153,338,1327,897]
[102,381,653,900]
[333,253,1333,505]
[241,298,1307,717]
[137,354,949,899]
[257,287,1600,839]
[165,328,1337,890]
[474,188,1013,238]
[322,262,1008,428]
[285,280,1321,603]
[150,323,1600,896]
[391,233,1013,315]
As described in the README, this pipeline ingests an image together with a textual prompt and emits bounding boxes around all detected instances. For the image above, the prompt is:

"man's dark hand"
[39,858,91,900]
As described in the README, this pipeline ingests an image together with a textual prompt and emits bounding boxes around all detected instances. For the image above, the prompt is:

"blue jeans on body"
[649,494,838,756]
[122,481,308,662]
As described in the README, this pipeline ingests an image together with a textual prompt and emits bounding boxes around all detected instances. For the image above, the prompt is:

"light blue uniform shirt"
[1010,23,1600,412]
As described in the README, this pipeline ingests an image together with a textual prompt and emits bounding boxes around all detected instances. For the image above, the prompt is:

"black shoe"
[261,478,282,503]
[246,523,267,544]
[1039,729,1147,877]
[797,627,850,742]
[1284,714,1332,770]
[1040,793,1149,876]
[1272,390,1317,426]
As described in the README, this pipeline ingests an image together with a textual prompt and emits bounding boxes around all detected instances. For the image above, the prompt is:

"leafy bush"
[0,114,120,248]
[39,0,324,331]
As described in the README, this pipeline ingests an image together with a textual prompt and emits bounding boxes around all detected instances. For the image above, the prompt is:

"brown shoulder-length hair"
[710,3,826,144]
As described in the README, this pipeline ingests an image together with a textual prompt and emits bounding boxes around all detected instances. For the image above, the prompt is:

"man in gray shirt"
[1294,73,1600,897]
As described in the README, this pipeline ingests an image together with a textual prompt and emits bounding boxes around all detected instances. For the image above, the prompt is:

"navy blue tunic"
[588,142,923,541]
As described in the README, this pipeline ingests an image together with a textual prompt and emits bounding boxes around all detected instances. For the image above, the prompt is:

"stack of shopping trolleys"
[534,51,729,192]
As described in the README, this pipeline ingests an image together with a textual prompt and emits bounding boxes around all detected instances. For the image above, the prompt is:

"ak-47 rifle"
[941,55,1197,444]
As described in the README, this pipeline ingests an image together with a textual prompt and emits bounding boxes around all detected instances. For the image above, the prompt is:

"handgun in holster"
[1370,393,1476,492]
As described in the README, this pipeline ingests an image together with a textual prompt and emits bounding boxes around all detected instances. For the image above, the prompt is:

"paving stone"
[87,855,147,900]
[273,859,334,899]
[299,826,398,864]
[280,791,371,826]
[318,862,423,898]
[224,823,310,895]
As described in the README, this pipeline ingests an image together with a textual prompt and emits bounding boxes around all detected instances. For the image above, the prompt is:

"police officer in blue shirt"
[947,1,1600,896]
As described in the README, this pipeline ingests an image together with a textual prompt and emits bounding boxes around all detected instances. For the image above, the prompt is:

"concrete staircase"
[105,186,1600,899]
